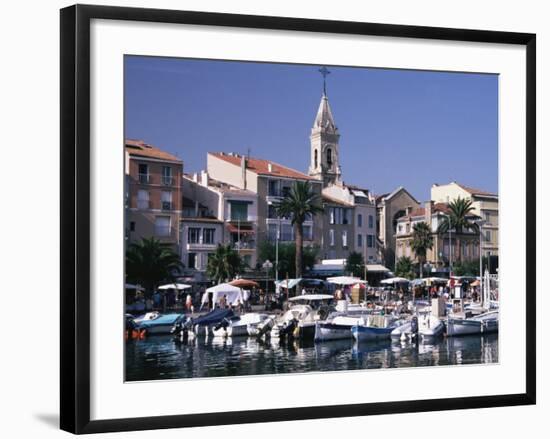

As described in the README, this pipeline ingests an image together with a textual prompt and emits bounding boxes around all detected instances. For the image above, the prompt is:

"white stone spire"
[313,94,338,134]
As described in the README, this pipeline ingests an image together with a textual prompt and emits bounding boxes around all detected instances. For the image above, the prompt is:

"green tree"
[437,197,480,263]
[206,244,243,284]
[395,256,415,279]
[345,251,365,278]
[452,260,479,277]
[258,241,319,279]
[126,237,183,295]
[273,181,323,278]
[410,221,434,278]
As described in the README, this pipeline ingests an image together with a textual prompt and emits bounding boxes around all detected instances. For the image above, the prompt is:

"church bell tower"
[308,67,341,187]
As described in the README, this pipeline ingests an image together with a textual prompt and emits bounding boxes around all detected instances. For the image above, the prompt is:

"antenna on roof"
[247,147,251,159]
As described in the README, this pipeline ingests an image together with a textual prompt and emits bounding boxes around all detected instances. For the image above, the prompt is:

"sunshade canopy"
[327,276,367,286]
[202,283,244,306]
[158,283,192,290]
[229,279,260,288]
[380,277,410,285]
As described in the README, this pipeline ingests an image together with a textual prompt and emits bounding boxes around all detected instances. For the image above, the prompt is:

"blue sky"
[125,56,498,201]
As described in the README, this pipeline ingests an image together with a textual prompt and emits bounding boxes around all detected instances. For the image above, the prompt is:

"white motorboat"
[351,315,404,342]
[212,313,272,337]
[314,315,367,342]
[417,313,445,338]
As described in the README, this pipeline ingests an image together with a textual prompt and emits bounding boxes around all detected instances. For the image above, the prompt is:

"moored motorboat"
[417,313,445,338]
[135,313,182,335]
[212,313,272,337]
[314,315,367,342]
[351,314,404,342]
[446,310,499,336]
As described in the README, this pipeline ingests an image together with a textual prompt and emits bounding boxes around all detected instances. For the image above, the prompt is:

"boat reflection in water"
[125,333,498,382]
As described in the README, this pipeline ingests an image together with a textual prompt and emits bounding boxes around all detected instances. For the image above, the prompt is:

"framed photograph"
[60,4,536,434]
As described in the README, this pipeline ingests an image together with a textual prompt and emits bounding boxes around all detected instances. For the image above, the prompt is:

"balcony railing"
[162,176,174,186]
[138,173,150,184]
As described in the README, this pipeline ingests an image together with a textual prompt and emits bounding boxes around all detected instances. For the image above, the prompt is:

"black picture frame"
[60,4,536,434]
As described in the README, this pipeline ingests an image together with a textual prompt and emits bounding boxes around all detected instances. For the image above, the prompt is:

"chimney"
[200,170,209,187]
[241,156,247,189]
[425,200,434,224]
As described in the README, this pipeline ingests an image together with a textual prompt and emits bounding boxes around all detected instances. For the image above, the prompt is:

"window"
[129,221,135,232]
[188,227,201,244]
[314,149,318,168]
[281,184,291,197]
[342,230,348,247]
[368,215,374,228]
[329,229,335,246]
[137,189,149,209]
[485,230,491,242]
[406,223,410,234]
[463,243,469,257]
[161,191,172,210]
[188,253,196,269]
[268,180,279,197]
[327,148,332,166]
[484,211,491,224]
[357,233,363,247]
[203,228,215,244]
[155,216,171,237]
[281,223,293,241]
[229,200,249,221]
[343,209,350,225]
[138,164,149,183]
[267,223,278,241]
[357,214,363,228]
[329,208,335,225]
[303,225,313,241]
[267,204,278,219]
[162,166,173,185]
[367,234,374,248]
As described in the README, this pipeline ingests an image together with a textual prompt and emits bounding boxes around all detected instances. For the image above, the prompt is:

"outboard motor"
[213,318,230,332]
[410,316,419,339]
[171,315,191,338]
[279,318,297,338]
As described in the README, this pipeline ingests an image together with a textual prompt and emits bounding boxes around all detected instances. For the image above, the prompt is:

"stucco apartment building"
[322,183,377,263]
[180,171,258,270]
[395,201,481,271]
[431,182,498,259]
[206,152,324,255]
[375,187,421,269]
[125,139,183,250]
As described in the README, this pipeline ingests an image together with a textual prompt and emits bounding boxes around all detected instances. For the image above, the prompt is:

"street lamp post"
[475,219,486,306]
[262,259,273,296]
[441,213,452,276]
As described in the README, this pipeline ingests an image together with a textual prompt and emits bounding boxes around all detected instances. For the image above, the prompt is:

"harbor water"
[125,333,498,382]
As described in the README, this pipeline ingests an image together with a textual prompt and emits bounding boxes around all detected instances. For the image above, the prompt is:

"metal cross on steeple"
[318,66,330,95]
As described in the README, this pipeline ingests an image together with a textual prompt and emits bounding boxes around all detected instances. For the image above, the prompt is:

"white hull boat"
[212,313,271,337]
[446,310,499,336]
[418,314,445,338]
[314,315,365,342]
[351,315,403,342]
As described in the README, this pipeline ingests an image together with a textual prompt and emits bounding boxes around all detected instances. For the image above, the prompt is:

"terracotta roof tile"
[125,139,182,163]
[209,152,316,181]
[455,182,497,197]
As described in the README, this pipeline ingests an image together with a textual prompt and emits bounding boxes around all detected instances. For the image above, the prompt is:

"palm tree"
[126,237,183,295]
[273,181,323,278]
[395,256,415,279]
[411,221,434,278]
[437,197,480,263]
[206,244,242,284]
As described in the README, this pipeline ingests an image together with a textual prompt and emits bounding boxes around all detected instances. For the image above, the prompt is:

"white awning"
[365,264,390,272]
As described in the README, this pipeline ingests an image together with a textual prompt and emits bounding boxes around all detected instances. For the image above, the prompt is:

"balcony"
[138,173,150,184]
[232,239,256,250]
[162,176,174,186]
